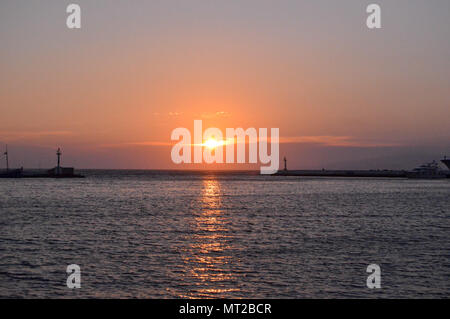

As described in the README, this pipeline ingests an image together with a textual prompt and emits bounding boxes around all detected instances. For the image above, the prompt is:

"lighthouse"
[4,145,9,171]
[48,147,76,176]
[56,148,62,175]
[283,156,287,171]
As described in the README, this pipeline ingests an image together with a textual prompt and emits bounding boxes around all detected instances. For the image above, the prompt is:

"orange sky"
[1,1,450,170]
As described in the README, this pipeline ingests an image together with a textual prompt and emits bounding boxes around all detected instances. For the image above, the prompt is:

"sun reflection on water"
[179,177,240,298]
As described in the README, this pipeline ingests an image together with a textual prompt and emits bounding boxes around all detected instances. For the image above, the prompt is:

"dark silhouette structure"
[3,145,8,171]
[442,156,450,170]
[0,146,83,178]
[56,148,61,174]
[47,147,77,177]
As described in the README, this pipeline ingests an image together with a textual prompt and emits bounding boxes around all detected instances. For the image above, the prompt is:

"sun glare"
[203,138,224,150]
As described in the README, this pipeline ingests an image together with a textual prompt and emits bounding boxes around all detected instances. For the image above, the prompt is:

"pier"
[275,157,450,178]
[275,169,408,178]
[0,147,84,178]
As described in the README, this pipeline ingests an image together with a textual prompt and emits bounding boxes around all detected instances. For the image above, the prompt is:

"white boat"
[442,156,450,170]
[406,160,447,179]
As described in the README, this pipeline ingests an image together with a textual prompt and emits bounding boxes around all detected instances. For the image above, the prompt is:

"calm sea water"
[0,170,449,298]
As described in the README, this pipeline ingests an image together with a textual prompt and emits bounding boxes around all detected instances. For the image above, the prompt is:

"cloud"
[0,130,73,142]
[151,112,183,117]
[100,135,401,149]
[100,141,172,148]
[200,111,231,119]
[280,136,402,147]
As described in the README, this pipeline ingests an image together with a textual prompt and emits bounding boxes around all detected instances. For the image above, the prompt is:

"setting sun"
[203,138,225,150]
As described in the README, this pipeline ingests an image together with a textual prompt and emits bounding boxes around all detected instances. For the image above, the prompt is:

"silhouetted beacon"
[47,148,75,176]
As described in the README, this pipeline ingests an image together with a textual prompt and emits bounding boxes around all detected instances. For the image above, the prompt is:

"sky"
[1,0,450,170]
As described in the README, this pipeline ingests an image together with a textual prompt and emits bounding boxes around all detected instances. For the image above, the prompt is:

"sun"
[203,138,224,150]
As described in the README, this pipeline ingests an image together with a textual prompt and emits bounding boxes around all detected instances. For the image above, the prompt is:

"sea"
[0,170,449,298]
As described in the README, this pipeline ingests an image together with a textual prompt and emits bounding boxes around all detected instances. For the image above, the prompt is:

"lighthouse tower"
[56,148,62,175]
[4,145,9,171]
[47,147,75,177]
[283,156,287,171]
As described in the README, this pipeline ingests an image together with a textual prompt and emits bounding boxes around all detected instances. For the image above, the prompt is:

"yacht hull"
[442,159,450,170]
